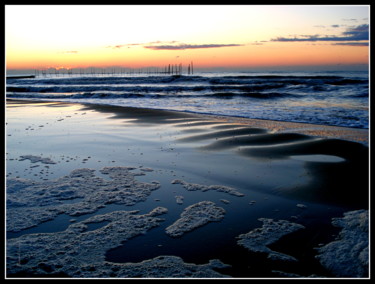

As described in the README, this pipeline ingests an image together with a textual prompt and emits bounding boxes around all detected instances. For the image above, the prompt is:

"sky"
[5,5,370,72]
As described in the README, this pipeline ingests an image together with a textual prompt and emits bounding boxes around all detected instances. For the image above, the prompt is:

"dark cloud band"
[271,24,368,43]
[106,42,243,50]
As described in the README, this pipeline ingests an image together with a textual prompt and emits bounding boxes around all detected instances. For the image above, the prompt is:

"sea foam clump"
[19,154,56,164]
[316,209,369,278]
[165,201,226,237]
[237,218,305,262]
[7,207,230,278]
[6,166,160,232]
[6,208,166,277]
[171,179,244,197]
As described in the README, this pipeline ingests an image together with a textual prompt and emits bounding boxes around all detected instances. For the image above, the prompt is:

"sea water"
[6,71,369,129]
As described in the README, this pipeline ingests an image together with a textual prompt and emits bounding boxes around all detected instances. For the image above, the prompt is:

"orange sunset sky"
[5,5,369,72]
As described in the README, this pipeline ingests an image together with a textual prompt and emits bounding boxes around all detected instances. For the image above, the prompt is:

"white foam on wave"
[6,72,369,129]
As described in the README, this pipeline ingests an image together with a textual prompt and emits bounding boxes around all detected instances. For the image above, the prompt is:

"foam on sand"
[6,207,231,278]
[165,201,226,238]
[237,218,305,262]
[315,210,369,278]
[19,155,57,164]
[175,195,184,205]
[171,179,244,197]
[7,166,160,232]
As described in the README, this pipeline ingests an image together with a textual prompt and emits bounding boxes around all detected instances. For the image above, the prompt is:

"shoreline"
[6,98,369,145]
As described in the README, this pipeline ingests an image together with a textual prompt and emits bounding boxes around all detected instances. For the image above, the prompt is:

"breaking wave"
[6,72,369,128]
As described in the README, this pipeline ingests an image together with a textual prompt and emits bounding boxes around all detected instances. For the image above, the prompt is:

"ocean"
[6,71,369,129]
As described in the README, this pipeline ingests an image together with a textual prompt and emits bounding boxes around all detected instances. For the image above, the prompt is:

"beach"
[6,99,369,278]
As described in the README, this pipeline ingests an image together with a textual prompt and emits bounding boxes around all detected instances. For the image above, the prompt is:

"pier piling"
[33,62,195,78]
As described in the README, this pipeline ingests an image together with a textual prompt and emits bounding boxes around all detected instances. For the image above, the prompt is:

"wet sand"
[5,99,369,278]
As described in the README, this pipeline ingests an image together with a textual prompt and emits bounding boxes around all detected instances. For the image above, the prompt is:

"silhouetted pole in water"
[34,61,195,78]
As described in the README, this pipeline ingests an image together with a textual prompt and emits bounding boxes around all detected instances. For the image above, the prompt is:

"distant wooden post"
[191,61,193,75]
